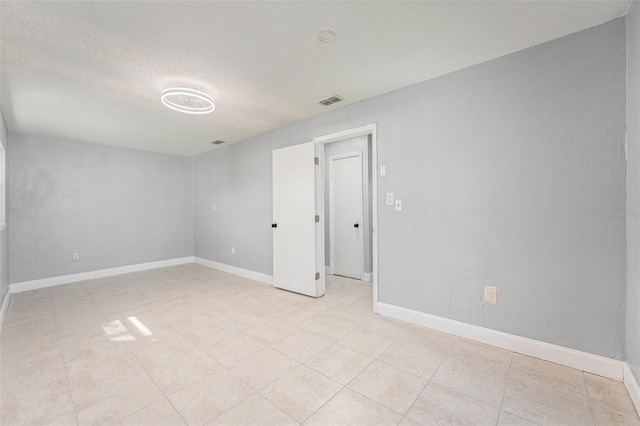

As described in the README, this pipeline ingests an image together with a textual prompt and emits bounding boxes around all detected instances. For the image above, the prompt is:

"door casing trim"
[313,124,379,313]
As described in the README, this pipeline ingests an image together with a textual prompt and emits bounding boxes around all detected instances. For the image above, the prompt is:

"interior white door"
[272,142,323,297]
[330,152,363,280]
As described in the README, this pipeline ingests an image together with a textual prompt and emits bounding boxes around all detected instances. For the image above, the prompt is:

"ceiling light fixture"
[161,87,215,114]
[318,30,336,42]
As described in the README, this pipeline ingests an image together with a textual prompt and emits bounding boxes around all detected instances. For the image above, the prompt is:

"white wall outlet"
[395,199,402,211]
[485,286,498,304]
[231,247,236,255]
[380,165,386,176]
[213,204,217,211]
[72,252,80,261]
[386,193,394,205]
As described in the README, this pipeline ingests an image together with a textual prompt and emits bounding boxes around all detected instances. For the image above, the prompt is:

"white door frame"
[328,151,364,280]
[313,124,379,313]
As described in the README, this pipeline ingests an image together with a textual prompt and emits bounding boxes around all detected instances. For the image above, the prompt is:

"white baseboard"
[9,257,195,293]
[0,291,11,333]
[625,363,640,416]
[194,257,272,285]
[377,302,625,381]
[324,267,372,283]
[9,256,273,293]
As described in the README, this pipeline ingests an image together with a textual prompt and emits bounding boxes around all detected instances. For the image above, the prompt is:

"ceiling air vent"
[318,95,344,106]
[211,140,226,145]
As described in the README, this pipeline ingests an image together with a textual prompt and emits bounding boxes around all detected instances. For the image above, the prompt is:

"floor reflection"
[102,316,154,341]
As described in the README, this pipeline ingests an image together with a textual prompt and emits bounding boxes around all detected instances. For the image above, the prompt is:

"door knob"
[272,223,278,228]
[354,223,359,228]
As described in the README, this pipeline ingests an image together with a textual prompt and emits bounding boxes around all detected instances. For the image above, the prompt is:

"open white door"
[272,142,324,297]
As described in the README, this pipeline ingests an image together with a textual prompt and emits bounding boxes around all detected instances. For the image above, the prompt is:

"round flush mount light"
[318,29,336,42]
[161,87,215,114]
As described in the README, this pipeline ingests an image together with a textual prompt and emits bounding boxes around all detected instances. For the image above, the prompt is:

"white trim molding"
[625,363,640,416]
[324,269,372,283]
[378,302,625,381]
[194,257,273,285]
[0,291,10,333]
[9,257,194,293]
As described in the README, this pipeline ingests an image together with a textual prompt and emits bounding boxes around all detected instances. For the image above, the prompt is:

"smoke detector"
[318,30,336,42]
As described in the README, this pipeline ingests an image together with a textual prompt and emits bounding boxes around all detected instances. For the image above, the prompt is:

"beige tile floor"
[1,264,639,426]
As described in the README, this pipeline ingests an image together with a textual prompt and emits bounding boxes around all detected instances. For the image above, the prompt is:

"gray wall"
[9,135,194,283]
[0,111,8,306]
[323,135,373,274]
[194,18,627,359]
[627,0,640,380]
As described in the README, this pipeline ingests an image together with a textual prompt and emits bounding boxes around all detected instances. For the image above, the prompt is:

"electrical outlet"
[485,286,498,304]
[72,252,80,261]
[231,247,236,255]
[380,165,387,176]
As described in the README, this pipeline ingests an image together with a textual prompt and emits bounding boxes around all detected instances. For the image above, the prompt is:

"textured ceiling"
[0,1,632,156]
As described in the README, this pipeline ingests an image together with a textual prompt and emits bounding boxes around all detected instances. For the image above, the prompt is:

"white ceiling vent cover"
[318,95,344,106]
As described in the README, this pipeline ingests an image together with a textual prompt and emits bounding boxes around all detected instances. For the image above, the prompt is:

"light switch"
[385,193,394,205]
[380,165,386,176]
[395,199,402,211]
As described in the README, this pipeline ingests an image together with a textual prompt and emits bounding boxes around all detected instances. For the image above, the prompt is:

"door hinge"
[315,272,320,280]
[315,215,320,223]
[314,157,319,165]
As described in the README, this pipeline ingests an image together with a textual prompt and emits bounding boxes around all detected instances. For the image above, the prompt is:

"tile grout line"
[400,355,444,424]
[115,345,178,424]
[87,275,188,425]
[195,366,257,425]
[583,371,598,426]
[205,386,299,426]
[266,329,380,424]
[295,373,347,424]
[48,288,82,426]
[78,279,158,425]
[292,310,449,422]
[110,283,196,426]
[495,351,515,426]
[308,336,423,422]
[126,276,303,425]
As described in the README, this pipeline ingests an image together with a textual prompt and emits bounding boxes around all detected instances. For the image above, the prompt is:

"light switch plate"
[386,193,394,205]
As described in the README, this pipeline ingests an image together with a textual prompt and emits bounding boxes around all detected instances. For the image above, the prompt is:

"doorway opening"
[314,124,379,313]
